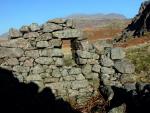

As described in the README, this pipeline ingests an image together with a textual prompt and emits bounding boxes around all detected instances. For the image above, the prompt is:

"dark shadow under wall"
[109,86,150,113]
[0,68,80,113]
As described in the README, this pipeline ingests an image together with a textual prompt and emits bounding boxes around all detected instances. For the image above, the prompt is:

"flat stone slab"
[52,29,82,39]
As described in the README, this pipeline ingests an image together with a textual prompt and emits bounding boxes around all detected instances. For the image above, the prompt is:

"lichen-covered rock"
[24,59,34,67]
[36,41,49,48]
[53,57,64,66]
[20,25,29,33]
[76,74,85,80]
[52,68,61,77]
[114,59,135,74]
[76,58,87,65]
[43,23,62,32]
[29,23,41,31]
[35,57,53,65]
[111,48,125,60]
[71,80,89,89]
[0,38,31,49]
[49,39,62,48]
[92,64,101,73]
[76,50,91,59]
[25,50,39,58]
[101,55,114,67]
[6,58,19,66]
[9,28,22,39]
[69,67,81,75]
[13,66,30,73]
[0,47,24,58]
[23,32,39,38]
[52,29,82,39]
[36,33,52,41]
[31,65,44,74]
[101,67,115,74]
[73,40,90,51]
[66,19,74,27]
[39,49,52,57]
[81,64,92,75]
[51,49,63,57]
[48,18,66,24]
[26,74,42,81]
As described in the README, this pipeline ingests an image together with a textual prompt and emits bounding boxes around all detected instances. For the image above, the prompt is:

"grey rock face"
[114,59,135,74]
[23,32,39,38]
[71,80,89,89]
[43,23,62,32]
[51,49,63,57]
[82,64,92,75]
[31,65,44,74]
[111,48,125,60]
[54,58,64,66]
[29,23,41,31]
[101,55,114,67]
[76,58,87,65]
[36,33,52,41]
[25,50,39,58]
[74,40,90,51]
[66,19,74,27]
[49,39,62,48]
[36,41,49,48]
[92,64,101,73]
[39,49,52,57]
[52,29,82,39]
[9,28,22,39]
[7,58,19,66]
[69,67,81,75]
[101,67,115,74]
[20,25,29,33]
[0,38,30,49]
[52,68,61,77]
[48,18,66,24]
[26,74,42,81]
[76,50,91,59]
[0,47,24,58]
[13,66,30,73]
[35,57,53,65]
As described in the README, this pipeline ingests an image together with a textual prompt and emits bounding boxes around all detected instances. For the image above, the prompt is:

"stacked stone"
[0,18,101,106]
[92,40,135,87]
[99,47,135,87]
[71,37,101,97]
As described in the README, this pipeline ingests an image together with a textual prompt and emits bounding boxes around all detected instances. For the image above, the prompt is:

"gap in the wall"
[62,40,76,66]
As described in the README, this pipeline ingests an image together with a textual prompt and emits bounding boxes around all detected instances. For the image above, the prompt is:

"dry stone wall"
[0,18,135,106]
[0,19,101,106]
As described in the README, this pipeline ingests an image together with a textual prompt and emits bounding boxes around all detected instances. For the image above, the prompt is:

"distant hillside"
[0,32,8,39]
[67,13,128,29]
[67,13,126,20]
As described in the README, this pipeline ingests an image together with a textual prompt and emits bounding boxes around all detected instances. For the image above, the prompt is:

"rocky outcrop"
[114,1,150,43]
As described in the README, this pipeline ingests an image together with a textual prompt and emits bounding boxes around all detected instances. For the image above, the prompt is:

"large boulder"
[114,59,135,74]
[111,48,125,60]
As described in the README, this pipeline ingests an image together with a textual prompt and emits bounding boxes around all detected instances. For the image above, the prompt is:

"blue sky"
[0,0,143,34]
